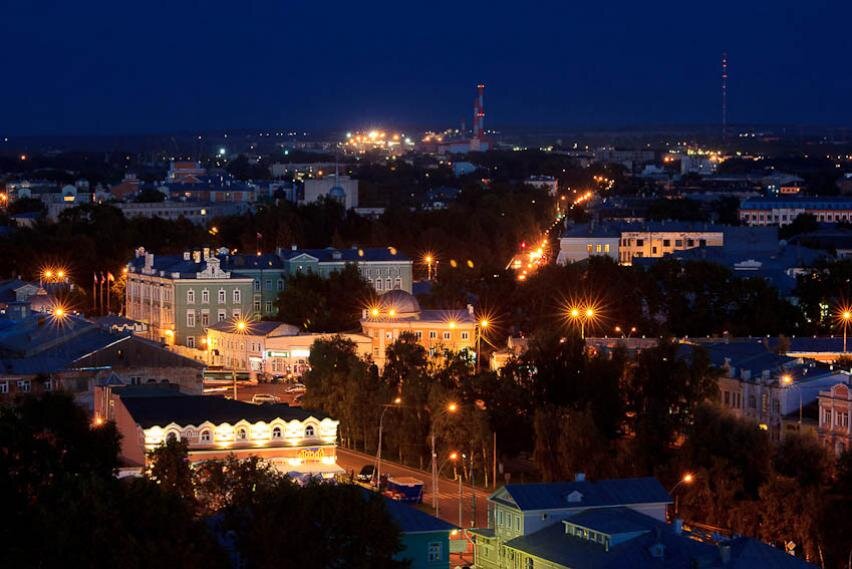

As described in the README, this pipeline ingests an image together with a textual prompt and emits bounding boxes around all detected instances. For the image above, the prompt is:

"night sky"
[2,0,850,135]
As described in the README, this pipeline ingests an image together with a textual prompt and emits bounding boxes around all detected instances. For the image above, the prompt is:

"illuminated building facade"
[109,388,342,477]
[360,290,477,368]
[818,382,852,456]
[205,319,372,379]
[125,247,255,348]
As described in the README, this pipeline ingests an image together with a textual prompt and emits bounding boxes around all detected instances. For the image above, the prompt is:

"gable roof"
[119,393,330,428]
[492,477,671,511]
[382,497,456,534]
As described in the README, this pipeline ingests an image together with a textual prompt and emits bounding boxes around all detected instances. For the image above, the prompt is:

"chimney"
[467,304,474,316]
[291,244,298,251]
[193,251,201,263]
[203,247,210,260]
[574,472,586,482]
[183,252,191,261]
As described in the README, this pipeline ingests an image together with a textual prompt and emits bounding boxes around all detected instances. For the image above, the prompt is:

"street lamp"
[375,397,402,485]
[780,373,803,426]
[669,472,695,516]
[233,318,251,399]
[476,318,489,372]
[841,309,852,353]
[424,253,435,281]
[568,305,596,339]
[431,402,459,516]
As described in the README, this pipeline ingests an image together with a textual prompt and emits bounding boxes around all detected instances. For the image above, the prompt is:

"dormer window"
[305,425,315,438]
[566,490,583,503]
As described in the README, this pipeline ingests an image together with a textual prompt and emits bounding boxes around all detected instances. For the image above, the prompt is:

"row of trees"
[1,392,409,569]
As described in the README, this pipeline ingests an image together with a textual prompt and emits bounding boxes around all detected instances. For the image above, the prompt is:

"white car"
[285,383,306,394]
[251,393,279,404]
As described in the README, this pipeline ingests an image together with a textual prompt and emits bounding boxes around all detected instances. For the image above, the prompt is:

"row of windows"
[186,288,243,304]
[369,329,470,341]
[822,409,851,428]
[253,279,284,292]
[186,308,240,328]
[374,277,402,291]
[585,243,611,254]
[622,237,707,248]
[166,424,316,444]
[254,300,275,312]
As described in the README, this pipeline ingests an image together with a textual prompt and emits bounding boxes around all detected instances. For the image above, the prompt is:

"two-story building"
[107,386,342,477]
[469,475,672,569]
[279,246,413,294]
[125,247,255,348]
[557,222,726,266]
[818,382,852,456]
[360,290,478,368]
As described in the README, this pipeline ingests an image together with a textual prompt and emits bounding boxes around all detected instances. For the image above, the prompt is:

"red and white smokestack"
[473,83,485,139]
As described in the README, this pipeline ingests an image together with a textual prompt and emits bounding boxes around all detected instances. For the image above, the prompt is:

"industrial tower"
[721,52,728,142]
[473,84,485,140]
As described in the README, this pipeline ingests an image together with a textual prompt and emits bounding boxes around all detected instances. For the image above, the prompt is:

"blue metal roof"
[382,497,456,534]
[494,477,671,511]
[281,247,410,263]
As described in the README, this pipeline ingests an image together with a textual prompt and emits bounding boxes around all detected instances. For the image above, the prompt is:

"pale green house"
[126,248,255,348]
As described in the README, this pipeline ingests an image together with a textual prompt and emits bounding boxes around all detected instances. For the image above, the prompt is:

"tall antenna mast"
[721,51,728,142]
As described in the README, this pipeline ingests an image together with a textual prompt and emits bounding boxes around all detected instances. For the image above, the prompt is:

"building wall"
[556,237,620,264]
[398,531,452,569]
[618,230,723,265]
[818,383,852,456]
[283,257,413,295]
[360,319,477,368]
[740,206,852,226]
[303,176,359,209]
[113,397,147,467]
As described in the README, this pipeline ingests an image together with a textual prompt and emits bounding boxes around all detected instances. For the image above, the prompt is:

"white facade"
[303,175,359,209]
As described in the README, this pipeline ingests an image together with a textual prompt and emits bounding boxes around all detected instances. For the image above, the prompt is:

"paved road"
[336,447,493,529]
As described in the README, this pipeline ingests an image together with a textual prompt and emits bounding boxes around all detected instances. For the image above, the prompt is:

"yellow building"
[360,290,478,368]
[205,319,372,380]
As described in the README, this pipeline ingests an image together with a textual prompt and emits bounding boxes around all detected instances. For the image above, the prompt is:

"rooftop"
[119,393,329,428]
[492,476,671,511]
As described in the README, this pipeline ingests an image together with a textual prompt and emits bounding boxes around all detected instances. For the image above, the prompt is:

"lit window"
[186,311,196,328]
[202,290,210,303]
[218,289,226,304]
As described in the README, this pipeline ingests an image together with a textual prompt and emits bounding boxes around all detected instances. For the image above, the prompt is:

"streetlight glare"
[480,319,489,328]
[585,308,595,318]
[449,452,459,461]
[53,307,65,318]
[569,308,580,318]
[447,402,458,413]
[682,472,694,484]
[780,373,793,385]
[393,397,402,405]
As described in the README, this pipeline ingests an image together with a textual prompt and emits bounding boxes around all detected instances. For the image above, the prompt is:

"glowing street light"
[431,402,459,516]
[376,396,404,484]
[780,373,803,425]
[840,308,852,353]
[476,318,490,373]
[669,472,695,516]
[567,305,598,340]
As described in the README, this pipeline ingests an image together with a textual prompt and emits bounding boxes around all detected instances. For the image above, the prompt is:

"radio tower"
[721,52,728,142]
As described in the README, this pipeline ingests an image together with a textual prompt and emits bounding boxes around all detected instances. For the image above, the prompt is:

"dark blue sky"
[2,0,850,135]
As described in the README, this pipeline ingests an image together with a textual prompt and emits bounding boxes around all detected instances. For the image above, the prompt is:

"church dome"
[380,289,420,316]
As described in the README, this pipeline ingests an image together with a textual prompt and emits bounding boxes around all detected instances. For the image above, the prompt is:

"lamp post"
[375,397,402,485]
[669,472,695,517]
[780,373,803,426]
[431,402,459,516]
[476,319,489,373]
[233,318,249,399]
[842,310,852,353]
[568,306,596,340]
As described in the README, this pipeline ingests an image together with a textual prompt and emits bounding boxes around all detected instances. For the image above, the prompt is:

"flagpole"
[92,273,97,313]
[106,277,110,314]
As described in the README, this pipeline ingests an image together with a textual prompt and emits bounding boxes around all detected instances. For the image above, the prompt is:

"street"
[336,447,493,529]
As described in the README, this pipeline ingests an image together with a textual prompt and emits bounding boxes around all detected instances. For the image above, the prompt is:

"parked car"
[284,382,306,394]
[251,393,279,404]
[356,464,375,483]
